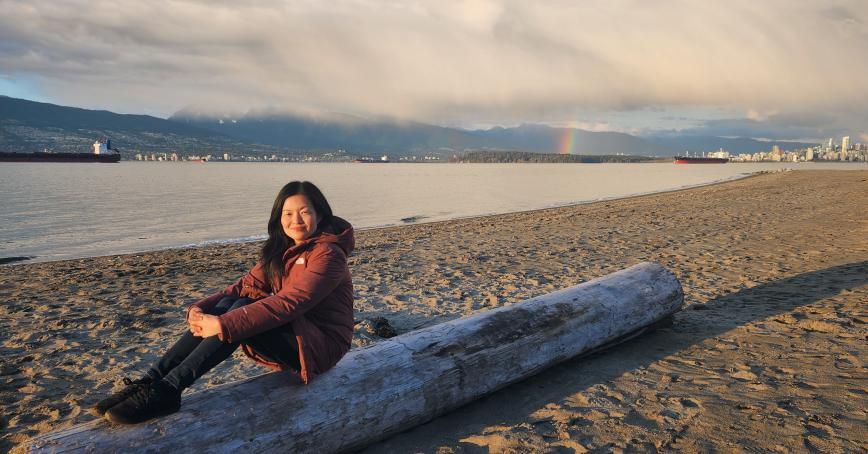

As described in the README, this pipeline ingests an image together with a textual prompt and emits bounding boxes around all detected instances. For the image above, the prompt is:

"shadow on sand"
[361,260,868,452]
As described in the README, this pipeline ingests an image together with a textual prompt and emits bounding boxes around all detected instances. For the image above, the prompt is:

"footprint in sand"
[797,320,841,333]
[731,370,758,381]
[834,353,860,370]
[563,393,591,408]
[746,382,770,391]
[660,396,702,421]
[624,410,661,430]
[802,415,843,452]
[380,294,408,310]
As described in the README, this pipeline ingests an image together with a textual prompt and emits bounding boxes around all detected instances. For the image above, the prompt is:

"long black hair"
[260,181,334,286]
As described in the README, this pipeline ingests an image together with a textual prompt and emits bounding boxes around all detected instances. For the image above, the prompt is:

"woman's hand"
[188,308,222,338]
[187,306,203,333]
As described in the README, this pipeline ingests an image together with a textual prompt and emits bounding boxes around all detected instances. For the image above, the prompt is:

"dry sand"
[1,169,866,453]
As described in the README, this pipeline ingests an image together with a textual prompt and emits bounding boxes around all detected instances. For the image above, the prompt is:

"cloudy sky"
[1,0,866,141]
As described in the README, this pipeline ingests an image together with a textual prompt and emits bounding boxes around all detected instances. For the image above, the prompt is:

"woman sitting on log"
[91,181,355,424]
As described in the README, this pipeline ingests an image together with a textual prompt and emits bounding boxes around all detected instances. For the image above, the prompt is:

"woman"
[92,181,355,424]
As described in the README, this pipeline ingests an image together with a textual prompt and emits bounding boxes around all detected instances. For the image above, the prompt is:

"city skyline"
[719,134,867,162]
[1,1,867,142]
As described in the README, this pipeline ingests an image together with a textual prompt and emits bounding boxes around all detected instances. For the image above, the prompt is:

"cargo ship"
[674,155,728,164]
[0,138,121,163]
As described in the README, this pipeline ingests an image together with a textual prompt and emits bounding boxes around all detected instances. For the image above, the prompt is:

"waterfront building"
[770,145,782,162]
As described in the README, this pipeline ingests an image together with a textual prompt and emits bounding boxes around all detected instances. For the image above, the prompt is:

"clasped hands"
[188,307,222,338]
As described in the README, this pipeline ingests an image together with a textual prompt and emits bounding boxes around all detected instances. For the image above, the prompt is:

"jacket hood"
[316,216,355,256]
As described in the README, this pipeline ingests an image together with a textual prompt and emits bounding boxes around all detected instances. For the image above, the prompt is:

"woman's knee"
[212,296,252,314]
[212,297,237,313]
[227,297,253,311]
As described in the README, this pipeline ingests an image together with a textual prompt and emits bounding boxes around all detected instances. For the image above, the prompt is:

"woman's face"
[281,194,320,243]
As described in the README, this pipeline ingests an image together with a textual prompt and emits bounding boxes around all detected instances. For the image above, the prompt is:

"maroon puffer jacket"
[190,217,355,383]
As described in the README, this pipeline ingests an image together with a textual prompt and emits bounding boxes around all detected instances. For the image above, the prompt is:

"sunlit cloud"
[0,0,866,139]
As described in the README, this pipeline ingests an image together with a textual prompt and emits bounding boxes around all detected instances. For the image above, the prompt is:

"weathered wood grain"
[26,261,683,453]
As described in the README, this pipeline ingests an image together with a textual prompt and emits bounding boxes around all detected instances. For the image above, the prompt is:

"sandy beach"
[2,169,866,453]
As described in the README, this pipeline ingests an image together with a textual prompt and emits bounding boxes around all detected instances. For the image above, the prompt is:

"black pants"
[146,296,301,391]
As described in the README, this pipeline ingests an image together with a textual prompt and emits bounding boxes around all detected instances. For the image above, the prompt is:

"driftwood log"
[26,261,683,453]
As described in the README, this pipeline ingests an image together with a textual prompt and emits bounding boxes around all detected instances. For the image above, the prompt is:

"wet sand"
[2,170,866,453]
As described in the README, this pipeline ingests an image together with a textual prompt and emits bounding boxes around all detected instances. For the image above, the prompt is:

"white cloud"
[1,0,866,138]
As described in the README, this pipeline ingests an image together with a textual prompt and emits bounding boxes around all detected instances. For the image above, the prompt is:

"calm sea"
[0,162,863,264]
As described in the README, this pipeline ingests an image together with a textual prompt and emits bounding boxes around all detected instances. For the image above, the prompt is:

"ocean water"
[0,161,863,264]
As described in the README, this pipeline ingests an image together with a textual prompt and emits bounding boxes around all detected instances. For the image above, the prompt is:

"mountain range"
[1,96,816,158]
[0,95,279,156]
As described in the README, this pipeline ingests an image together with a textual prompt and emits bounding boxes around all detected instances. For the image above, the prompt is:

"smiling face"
[281,194,320,243]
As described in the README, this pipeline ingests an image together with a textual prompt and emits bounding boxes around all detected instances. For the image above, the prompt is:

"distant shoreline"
[451,150,659,163]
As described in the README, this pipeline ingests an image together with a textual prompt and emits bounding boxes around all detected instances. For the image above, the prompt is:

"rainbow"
[558,127,576,155]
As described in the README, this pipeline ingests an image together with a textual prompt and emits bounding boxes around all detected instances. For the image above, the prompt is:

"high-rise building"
[841,136,850,160]
[771,145,782,161]
[827,138,834,149]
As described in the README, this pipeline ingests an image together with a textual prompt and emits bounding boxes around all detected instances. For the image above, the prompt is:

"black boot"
[90,376,154,416]
[104,380,181,424]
